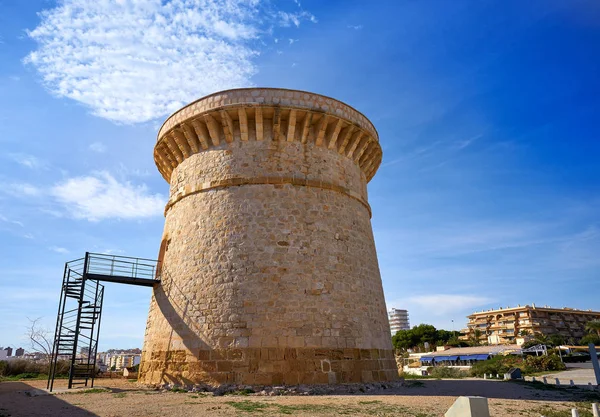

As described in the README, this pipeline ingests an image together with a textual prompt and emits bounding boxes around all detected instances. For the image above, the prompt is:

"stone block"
[445,396,490,417]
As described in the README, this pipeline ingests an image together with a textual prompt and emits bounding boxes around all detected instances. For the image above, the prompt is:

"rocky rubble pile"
[153,381,405,396]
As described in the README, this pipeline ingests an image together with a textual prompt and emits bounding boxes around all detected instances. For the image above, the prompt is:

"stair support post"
[47,263,69,391]
[90,286,104,388]
[68,252,89,389]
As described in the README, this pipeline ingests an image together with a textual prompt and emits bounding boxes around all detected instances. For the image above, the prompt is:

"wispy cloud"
[456,134,482,149]
[25,0,316,124]
[0,214,24,227]
[51,171,165,221]
[380,140,443,168]
[49,246,69,254]
[347,24,363,30]
[8,153,46,169]
[0,182,42,197]
[89,142,106,153]
[277,10,317,27]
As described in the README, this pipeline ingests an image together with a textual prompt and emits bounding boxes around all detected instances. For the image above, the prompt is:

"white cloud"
[9,153,45,169]
[277,10,316,27]
[89,142,106,153]
[0,214,24,227]
[25,0,316,124]
[49,246,69,254]
[347,24,363,30]
[98,248,125,255]
[1,182,42,197]
[51,171,165,221]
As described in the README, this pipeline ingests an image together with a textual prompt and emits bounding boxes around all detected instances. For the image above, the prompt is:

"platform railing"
[84,252,161,281]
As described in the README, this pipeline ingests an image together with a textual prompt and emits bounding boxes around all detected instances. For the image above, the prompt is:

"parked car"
[562,352,591,363]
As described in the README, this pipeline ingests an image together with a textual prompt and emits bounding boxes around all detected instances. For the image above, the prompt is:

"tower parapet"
[140,88,396,386]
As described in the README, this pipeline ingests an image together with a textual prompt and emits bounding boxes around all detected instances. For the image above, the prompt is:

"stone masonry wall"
[139,89,397,386]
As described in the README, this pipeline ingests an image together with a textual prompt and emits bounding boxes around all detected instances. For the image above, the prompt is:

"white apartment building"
[108,354,141,371]
[389,308,410,335]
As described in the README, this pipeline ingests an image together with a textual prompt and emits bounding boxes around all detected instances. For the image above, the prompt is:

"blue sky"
[0,0,598,350]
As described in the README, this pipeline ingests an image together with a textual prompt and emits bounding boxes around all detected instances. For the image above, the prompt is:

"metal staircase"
[47,252,160,392]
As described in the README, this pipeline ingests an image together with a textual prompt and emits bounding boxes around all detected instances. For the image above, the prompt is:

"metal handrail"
[84,253,161,281]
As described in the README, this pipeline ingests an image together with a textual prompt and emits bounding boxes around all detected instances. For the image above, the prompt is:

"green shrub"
[470,354,565,377]
[0,360,71,378]
[470,355,523,377]
[427,366,469,378]
[524,355,566,372]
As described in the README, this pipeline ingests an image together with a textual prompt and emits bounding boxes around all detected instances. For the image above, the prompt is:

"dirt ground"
[1,378,599,417]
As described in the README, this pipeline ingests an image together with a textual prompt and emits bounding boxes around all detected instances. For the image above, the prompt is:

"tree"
[469,329,483,346]
[392,329,417,351]
[519,329,530,337]
[585,320,600,337]
[548,334,565,347]
[26,317,53,363]
[391,324,465,351]
[580,334,600,346]
[446,336,470,347]
[412,324,438,345]
[436,329,460,345]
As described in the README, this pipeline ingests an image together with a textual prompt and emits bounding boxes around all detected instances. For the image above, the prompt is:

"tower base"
[139,347,399,386]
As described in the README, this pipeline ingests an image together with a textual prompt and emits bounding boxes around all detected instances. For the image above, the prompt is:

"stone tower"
[139,88,397,386]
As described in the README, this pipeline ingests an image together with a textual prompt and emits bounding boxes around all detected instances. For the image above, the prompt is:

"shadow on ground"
[0,381,98,417]
[394,379,600,402]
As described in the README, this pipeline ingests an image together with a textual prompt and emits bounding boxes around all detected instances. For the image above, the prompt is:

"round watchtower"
[139,88,397,386]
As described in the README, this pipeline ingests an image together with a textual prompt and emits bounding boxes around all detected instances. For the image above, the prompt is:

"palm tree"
[519,329,530,337]
[534,333,549,345]
[470,329,483,346]
[585,320,600,337]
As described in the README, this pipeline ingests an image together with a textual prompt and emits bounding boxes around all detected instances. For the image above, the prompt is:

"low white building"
[403,345,522,375]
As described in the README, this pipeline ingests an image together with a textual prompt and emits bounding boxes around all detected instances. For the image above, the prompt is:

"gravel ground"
[1,378,599,417]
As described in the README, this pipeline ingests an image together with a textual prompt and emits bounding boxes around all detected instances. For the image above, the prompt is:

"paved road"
[566,362,593,369]
[543,361,599,385]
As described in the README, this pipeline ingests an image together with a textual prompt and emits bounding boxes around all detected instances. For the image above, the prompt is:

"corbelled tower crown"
[140,88,397,385]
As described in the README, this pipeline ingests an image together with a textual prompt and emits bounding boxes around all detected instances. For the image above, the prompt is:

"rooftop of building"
[468,304,600,318]
[417,345,521,358]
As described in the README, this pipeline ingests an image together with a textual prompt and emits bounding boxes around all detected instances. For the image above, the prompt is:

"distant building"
[15,347,24,357]
[460,304,600,345]
[108,354,141,371]
[389,308,410,335]
[403,344,523,375]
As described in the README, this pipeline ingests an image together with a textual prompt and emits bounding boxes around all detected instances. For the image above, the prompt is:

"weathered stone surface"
[445,396,490,417]
[140,88,395,386]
